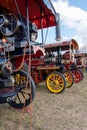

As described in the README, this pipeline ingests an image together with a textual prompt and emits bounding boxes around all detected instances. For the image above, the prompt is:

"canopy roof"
[0,0,57,29]
[75,53,87,58]
[44,39,79,52]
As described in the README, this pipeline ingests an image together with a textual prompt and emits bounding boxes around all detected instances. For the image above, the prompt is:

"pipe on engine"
[55,13,61,41]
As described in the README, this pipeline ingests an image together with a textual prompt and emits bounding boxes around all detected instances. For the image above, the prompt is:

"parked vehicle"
[62,41,84,83]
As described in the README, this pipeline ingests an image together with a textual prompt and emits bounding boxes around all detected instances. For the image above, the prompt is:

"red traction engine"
[62,50,83,83]
[22,46,66,94]
[44,42,75,89]
[0,13,37,109]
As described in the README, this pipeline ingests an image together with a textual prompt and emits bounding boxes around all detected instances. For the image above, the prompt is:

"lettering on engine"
[7,95,17,102]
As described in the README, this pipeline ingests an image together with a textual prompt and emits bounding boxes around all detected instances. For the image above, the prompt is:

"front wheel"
[64,70,74,88]
[8,70,36,109]
[71,70,82,83]
[78,70,84,81]
[45,72,66,94]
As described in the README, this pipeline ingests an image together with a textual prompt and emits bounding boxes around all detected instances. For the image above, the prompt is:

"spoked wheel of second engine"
[78,70,84,81]
[71,70,82,83]
[8,70,36,109]
[64,70,74,88]
[46,72,66,94]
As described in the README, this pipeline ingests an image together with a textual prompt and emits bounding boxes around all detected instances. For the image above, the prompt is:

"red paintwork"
[0,0,57,29]
[13,45,45,68]
[44,39,79,51]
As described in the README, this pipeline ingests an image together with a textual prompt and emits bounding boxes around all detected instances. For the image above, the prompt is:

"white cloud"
[52,0,87,51]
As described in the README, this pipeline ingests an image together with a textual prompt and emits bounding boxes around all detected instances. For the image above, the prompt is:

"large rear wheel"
[8,70,36,109]
[46,72,66,94]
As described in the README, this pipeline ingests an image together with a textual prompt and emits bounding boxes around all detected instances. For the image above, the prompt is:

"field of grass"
[0,73,87,130]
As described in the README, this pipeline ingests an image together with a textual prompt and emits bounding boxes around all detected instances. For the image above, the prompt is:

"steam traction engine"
[0,13,37,108]
[62,40,84,83]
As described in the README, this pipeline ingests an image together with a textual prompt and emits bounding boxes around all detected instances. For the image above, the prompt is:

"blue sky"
[53,0,87,11]
[69,0,87,11]
[37,0,87,52]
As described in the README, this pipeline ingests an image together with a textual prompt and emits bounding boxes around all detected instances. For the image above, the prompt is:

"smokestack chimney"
[55,13,61,41]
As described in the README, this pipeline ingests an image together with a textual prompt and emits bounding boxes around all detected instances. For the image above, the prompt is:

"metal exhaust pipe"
[55,13,61,41]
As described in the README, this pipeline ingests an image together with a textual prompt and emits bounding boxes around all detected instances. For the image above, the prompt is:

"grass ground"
[0,73,87,130]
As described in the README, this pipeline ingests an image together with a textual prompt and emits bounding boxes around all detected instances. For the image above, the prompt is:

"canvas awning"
[0,0,57,29]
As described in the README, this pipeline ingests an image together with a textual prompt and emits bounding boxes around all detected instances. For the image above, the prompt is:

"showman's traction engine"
[0,12,37,108]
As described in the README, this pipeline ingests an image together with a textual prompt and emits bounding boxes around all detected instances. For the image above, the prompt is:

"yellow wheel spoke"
[46,72,66,94]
